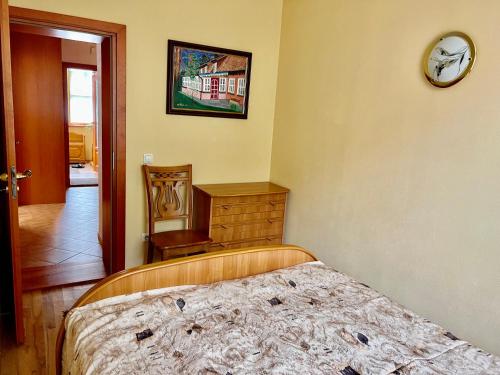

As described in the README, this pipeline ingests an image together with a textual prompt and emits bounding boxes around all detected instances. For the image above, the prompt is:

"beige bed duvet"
[63,261,500,374]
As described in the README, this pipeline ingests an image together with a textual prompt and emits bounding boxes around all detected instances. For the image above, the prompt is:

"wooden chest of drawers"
[69,132,86,163]
[193,182,288,251]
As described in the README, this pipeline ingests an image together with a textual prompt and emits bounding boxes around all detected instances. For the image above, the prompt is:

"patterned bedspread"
[63,262,500,374]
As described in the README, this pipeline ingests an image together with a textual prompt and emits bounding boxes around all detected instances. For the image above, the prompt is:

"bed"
[57,245,500,374]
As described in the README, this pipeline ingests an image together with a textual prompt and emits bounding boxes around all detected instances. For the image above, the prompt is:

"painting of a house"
[167,40,252,119]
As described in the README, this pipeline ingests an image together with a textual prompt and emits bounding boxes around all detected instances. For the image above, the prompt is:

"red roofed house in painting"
[181,55,248,112]
[167,40,252,118]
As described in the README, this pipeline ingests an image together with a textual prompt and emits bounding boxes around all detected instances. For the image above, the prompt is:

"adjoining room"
[66,55,99,187]
[10,25,107,290]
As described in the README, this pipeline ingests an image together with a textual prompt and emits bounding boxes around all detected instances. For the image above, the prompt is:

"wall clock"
[423,31,476,88]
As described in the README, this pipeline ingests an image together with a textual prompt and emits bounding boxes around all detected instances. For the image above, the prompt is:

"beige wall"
[271,0,500,354]
[61,39,97,65]
[9,0,283,266]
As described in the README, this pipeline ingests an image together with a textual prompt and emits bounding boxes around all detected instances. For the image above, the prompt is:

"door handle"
[0,166,20,198]
[16,169,32,180]
[0,169,32,182]
[0,168,31,198]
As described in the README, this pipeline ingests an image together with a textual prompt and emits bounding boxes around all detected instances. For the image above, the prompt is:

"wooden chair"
[143,164,212,263]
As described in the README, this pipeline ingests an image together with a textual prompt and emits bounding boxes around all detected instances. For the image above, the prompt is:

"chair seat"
[150,229,212,250]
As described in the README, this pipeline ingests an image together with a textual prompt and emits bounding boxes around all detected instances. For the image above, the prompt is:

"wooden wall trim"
[9,6,125,35]
[113,25,126,272]
[9,6,127,274]
[10,22,104,43]
[63,62,97,71]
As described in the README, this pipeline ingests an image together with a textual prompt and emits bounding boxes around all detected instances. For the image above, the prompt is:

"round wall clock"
[423,31,476,88]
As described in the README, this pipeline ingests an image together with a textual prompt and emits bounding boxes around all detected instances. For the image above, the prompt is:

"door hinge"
[112,151,115,171]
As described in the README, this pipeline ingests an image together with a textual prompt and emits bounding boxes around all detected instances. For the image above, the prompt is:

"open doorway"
[10,27,106,290]
[65,61,99,187]
[0,5,125,344]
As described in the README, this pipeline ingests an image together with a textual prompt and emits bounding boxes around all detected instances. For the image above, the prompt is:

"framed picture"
[166,40,252,119]
[423,31,476,88]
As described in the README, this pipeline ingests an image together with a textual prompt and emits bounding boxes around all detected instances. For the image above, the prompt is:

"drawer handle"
[266,237,273,241]
[222,205,231,210]
[267,218,280,224]
[268,201,277,206]
[220,224,229,229]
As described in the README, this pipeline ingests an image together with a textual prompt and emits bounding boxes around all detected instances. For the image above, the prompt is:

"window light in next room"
[68,68,95,124]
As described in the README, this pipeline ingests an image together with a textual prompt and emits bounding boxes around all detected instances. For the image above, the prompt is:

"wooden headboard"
[56,245,317,374]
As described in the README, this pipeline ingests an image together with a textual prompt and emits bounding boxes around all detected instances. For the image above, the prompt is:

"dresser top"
[194,182,289,197]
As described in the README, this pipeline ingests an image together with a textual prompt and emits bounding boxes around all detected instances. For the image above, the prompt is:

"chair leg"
[147,242,155,264]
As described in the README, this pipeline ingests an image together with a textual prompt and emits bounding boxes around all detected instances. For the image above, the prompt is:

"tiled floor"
[69,163,98,186]
[19,187,102,269]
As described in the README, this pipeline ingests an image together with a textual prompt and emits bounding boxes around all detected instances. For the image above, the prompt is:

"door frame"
[9,7,126,273]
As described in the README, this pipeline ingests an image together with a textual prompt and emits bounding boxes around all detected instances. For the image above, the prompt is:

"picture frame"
[166,40,252,119]
[423,31,476,88]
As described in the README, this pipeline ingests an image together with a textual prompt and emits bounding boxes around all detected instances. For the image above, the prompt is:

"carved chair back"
[143,164,193,238]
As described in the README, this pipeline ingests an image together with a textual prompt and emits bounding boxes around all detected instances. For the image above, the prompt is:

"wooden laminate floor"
[19,187,106,290]
[0,284,93,375]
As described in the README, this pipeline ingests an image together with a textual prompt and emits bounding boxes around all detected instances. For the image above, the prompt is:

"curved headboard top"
[56,245,317,374]
[76,244,317,307]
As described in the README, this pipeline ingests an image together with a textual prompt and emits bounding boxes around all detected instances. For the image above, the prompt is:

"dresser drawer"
[214,193,286,205]
[210,235,282,251]
[69,144,85,162]
[213,202,285,216]
[211,210,284,225]
[213,195,285,217]
[211,219,283,242]
[193,182,288,252]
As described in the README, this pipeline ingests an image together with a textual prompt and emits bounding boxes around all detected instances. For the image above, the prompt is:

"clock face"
[424,32,475,88]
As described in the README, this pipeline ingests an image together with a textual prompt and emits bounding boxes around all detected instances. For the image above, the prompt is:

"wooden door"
[210,77,219,99]
[10,32,66,205]
[0,0,24,344]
